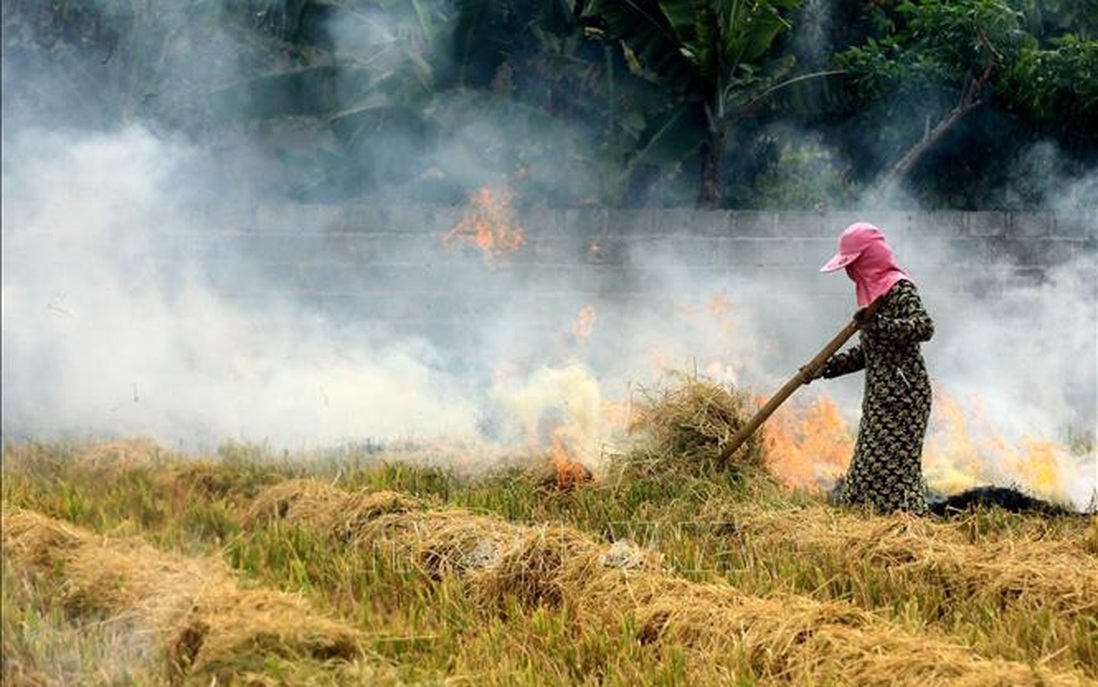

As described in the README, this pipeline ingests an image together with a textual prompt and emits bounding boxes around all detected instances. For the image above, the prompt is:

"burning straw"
[1,507,364,682]
[245,479,1088,686]
[625,374,767,478]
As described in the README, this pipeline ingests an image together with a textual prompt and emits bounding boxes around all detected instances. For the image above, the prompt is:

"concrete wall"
[9,205,1091,336]
[188,206,1095,304]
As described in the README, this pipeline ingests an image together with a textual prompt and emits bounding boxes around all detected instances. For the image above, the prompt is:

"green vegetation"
[2,0,1094,208]
[3,439,1096,685]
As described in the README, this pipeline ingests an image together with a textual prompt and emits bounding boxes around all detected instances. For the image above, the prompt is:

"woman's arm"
[821,346,865,378]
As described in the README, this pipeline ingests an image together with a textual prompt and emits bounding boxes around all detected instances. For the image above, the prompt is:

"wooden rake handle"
[716,300,882,466]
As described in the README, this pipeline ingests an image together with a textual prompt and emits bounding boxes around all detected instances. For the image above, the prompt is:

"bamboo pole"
[717,301,881,466]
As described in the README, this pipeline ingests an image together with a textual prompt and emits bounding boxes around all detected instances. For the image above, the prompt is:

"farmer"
[810,222,935,513]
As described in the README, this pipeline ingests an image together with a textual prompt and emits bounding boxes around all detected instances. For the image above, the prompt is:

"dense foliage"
[2,0,1095,209]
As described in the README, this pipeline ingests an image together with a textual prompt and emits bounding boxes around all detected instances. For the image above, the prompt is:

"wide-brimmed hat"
[820,222,884,272]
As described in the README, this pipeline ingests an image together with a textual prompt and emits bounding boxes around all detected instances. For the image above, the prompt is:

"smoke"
[2,2,1094,508]
[928,256,1095,434]
[916,251,1096,507]
[995,141,1098,212]
[0,128,480,450]
[791,0,833,67]
[4,121,1092,491]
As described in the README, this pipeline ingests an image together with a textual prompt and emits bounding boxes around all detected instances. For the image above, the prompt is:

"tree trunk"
[697,127,723,208]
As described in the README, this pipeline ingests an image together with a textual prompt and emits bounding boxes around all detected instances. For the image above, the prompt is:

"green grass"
[1,560,166,687]
[3,441,1096,685]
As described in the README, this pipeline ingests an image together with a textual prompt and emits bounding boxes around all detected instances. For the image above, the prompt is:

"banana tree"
[208,0,452,198]
[582,0,819,207]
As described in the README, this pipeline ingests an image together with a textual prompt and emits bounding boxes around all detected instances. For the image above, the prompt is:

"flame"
[923,390,1072,502]
[601,397,634,433]
[923,392,985,493]
[674,291,737,338]
[705,292,736,335]
[761,389,1081,504]
[572,305,597,343]
[442,186,526,263]
[659,291,741,385]
[1009,438,1066,495]
[549,426,591,490]
[764,396,853,491]
[492,362,611,487]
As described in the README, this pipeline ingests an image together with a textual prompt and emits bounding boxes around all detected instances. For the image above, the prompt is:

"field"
[3,392,1097,686]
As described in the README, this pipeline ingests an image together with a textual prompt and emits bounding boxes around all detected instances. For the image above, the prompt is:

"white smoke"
[1,127,480,451]
[1,2,1094,510]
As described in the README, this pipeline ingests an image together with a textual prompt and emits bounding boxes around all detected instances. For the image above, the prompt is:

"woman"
[813,222,935,513]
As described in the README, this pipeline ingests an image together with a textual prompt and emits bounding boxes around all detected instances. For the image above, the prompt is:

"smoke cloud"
[0,128,480,450]
[1,2,1094,508]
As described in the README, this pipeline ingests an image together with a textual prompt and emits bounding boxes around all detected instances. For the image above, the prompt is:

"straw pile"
[156,461,283,504]
[244,480,527,577]
[707,503,1098,619]
[2,507,364,683]
[471,526,614,606]
[569,571,1068,686]
[244,480,1088,686]
[1,438,169,477]
[482,548,1088,685]
[626,375,765,477]
[244,478,422,541]
[74,438,168,469]
[243,477,348,526]
[354,510,526,578]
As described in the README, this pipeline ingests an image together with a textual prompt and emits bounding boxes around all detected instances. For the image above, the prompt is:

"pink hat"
[821,222,911,307]
[820,222,883,272]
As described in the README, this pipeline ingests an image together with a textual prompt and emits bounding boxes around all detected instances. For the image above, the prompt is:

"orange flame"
[923,391,1069,501]
[705,292,736,336]
[662,291,741,385]
[442,186,526,263]
[674,291,737,338]
[601,397,633,433]
[922,392,982,492]
[549,426,591,490]
[763,396,853,491]
[761,389,1078,503]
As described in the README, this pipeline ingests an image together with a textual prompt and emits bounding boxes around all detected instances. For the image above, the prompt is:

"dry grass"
[244,479,423,542]
[72,438,168,470]
[1,507,366,684]
[579,573,1070,687]
[472,526,614,607]
[4,433,1095,685]
[154,460,282,506]
[626,374,767,478]
[0,439,169,487]
[357,511,525,578]
[705,502,1098,619]
[245,478,1090,686]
